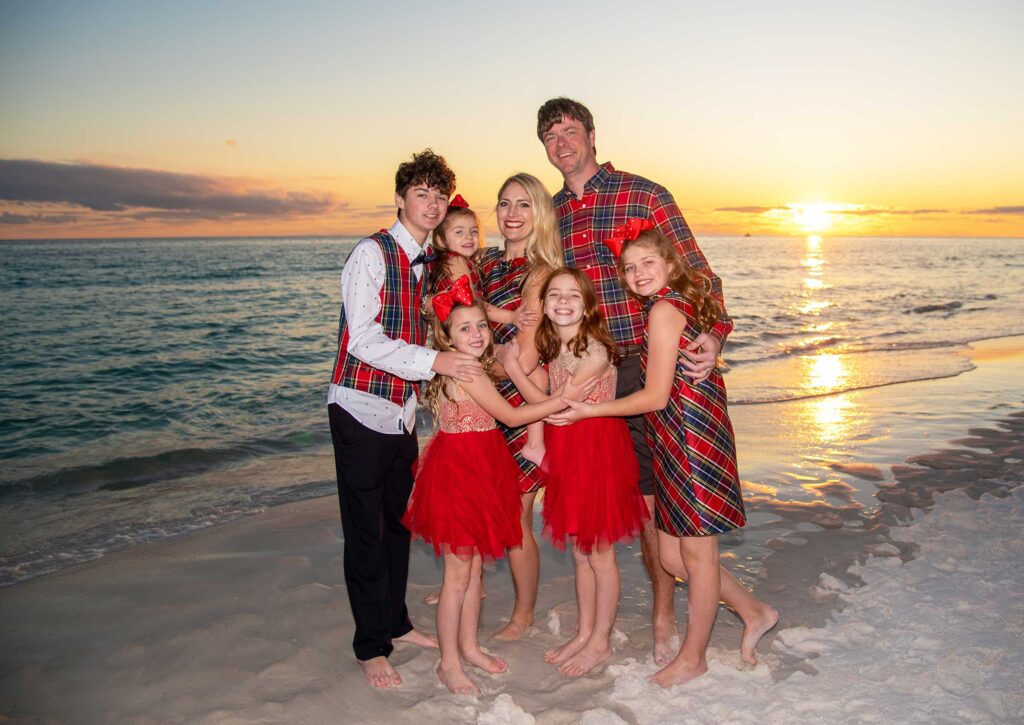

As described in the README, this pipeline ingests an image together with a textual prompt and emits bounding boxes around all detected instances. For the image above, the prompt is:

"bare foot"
[522,442,545,468]
[544,634,588,665]
[647,657,707,688]
[740,604,779,665]
[557,643,611,677]
[437,663,480,695]
[395,628,439,649]
[653,618,680,666]
[492,618,531,641]
[462,646,508,674]
[359,656,400,688]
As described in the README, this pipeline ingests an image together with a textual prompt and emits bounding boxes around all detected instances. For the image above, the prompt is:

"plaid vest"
[331,230,427,406]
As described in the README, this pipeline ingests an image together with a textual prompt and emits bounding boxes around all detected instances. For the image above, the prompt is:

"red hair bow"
[448,194,470,209]
[604,218,655,257]
[432,274,474,322]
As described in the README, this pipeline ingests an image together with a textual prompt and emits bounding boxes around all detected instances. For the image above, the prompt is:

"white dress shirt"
[327,220,438,434]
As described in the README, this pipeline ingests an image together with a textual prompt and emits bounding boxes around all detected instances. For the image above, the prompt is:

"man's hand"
[681,332,721,384]
[432,351,483,383]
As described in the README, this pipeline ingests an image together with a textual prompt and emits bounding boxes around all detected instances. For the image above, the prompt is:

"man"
[327,149,481,688]
[536,98,732,665]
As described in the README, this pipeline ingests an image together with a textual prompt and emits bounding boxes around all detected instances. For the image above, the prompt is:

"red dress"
[542,340,648,553]
[403,395,523,559]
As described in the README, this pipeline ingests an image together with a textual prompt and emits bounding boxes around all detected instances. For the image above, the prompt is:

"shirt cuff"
[709,320,733,348]
[414,346,439,380]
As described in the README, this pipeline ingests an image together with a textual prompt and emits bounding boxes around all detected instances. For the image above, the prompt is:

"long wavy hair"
[423,300,501,420]
[617,229,720,333]
[429,206,482,292]
[496,173,563,273]
[535,267,619,365]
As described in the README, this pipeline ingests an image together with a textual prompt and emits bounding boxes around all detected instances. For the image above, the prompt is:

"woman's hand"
[512,306,538,330]
[495,338,523,374]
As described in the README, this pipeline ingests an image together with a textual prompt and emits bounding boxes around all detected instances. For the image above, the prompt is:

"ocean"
[1,235,1021,586]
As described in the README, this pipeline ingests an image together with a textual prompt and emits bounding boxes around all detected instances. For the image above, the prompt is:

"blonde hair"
[497,173,563,272]
[422,300,501,421]
[429,206,482,293]
[617,230,721,333]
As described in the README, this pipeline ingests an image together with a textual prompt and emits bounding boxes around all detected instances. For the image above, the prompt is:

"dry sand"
[2,338,1022,724]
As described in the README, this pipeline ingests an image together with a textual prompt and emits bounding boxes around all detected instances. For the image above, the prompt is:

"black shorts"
[615,354,655,496]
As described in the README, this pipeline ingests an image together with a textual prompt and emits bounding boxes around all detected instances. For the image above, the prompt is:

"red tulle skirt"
[403,428,523,560]
[542,417,648,553]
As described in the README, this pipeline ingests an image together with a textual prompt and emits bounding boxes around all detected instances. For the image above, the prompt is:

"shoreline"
[3,334,1022,590]
[1,338,1022,722]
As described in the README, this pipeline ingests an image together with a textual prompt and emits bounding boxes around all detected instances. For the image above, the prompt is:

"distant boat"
[744,233,751,237]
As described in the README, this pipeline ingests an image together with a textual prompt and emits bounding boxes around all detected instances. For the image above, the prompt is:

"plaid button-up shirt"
[554,162,732,350]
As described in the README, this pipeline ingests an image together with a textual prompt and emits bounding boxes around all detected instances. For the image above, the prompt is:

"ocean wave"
[3,430,333,500]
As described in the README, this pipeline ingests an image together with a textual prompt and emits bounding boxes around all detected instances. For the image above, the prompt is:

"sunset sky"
[1,0,1022,239]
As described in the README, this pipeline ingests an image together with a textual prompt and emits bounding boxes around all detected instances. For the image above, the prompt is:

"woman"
[479,173,562,640]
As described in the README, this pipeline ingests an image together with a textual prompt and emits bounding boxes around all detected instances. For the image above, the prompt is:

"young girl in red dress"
[403,277,593,694]
[501,267,648,677]
[556,221,778,687]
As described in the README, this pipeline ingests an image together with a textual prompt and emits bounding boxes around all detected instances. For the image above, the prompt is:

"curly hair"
[429,207,482,293]
[536,97,596,155]
[534,267,619,366]
[617,230,721,334]
[496,173,563,272]
[394,148,456,197]
[422,300,501,422]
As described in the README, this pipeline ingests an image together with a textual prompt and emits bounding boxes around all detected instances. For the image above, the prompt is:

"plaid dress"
[642,288,745,536]
[479,247,545,493]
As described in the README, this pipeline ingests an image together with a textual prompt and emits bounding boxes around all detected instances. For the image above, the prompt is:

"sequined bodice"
[438,397,497,433]
[548,343,616,404]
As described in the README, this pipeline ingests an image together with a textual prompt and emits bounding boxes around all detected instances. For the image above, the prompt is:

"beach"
[2,336,1021,724]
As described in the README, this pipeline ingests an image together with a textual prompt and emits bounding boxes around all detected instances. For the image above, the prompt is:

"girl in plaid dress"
[555,223,778,687]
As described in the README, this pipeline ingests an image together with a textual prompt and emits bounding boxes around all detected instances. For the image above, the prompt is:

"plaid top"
[332,230,427,406]
[479,247,530,344]
[554,162,732,350]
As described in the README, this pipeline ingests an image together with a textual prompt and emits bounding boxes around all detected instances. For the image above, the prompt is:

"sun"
[790,203,834,233]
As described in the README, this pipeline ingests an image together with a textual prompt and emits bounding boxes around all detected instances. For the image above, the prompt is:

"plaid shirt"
[554,162,732,350]
[332,230,427,405]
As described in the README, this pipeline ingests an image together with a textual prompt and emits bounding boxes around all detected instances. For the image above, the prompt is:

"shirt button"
[582,203,587,208]
[582,233,588,239]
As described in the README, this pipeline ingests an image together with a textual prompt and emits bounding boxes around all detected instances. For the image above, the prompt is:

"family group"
[327,98,779,694]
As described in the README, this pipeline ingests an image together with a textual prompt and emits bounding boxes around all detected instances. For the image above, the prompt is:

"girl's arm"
[552,301,686,421]
[504,342,610,406]
[459,373,579,428]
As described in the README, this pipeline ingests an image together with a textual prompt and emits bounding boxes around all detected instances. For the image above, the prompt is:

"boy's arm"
[342,240,437,381]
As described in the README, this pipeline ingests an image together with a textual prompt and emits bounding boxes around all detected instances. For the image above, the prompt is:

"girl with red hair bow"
[403,282,596,695]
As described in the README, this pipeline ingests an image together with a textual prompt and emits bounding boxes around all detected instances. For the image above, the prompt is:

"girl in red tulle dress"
[501,267,648,677]
[403,279,592,695]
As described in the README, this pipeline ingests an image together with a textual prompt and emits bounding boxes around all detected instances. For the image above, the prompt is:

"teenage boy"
[537,98,776,668]
[327,149,481,688]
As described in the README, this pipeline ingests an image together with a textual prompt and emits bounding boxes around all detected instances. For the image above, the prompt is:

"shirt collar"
[559,161,616,200]
[389,220,430,261]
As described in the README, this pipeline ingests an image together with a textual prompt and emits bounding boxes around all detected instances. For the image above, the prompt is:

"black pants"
[328,403,417,661]
[616,355,656,496]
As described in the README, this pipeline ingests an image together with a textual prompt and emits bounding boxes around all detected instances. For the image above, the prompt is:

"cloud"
[834,207,948,216]
[964,206,1024,215]
[714,206,785,214]
[1,211,80,225]
[0,159,340,219]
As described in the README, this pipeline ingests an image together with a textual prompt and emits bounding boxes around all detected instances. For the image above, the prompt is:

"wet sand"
[2,337,1022,723]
